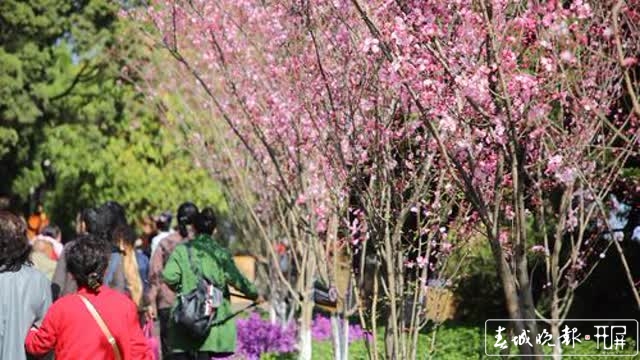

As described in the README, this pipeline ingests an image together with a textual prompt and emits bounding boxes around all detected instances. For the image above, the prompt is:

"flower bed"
[232,313,372,359]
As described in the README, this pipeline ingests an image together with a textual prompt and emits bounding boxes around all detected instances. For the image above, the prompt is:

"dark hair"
[155,211,172,232]
[66,234,110,291]
[40,224,61,239]
[112,223,137,247]
[195,207,217,235]
[0,211,31,272]
[102,201,127,228]
[81,207,100,234]
[89,201,128,244]
[177,202,199,237]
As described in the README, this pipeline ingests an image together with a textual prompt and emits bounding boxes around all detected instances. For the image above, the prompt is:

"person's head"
[0,211,31,272]
[102,201,127,226]
[155,211,172,232]
[112,223,137,250]
[40,224,62,242]
[194,207,217,235]
[139,215,157,235]
[79,207,99,235]
[99,201,127,232]
[33,239,55,259]
[88,201,127,244]
[66,234,109,291]
[177,202,199,238]
[27,214,42,240]
[112,223,144,305]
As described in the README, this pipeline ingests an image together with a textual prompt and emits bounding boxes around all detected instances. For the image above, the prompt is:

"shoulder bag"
[78,295,122,360]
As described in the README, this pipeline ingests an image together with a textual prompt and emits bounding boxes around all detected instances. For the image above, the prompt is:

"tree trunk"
[331,313,349,360]
[516,252,542,357]
[370,264,380,360]
[343,315,350,360]
[551,318,562,359]
[514,165,543,357]
[299,300,314,360]
[384,321,396,360]
[269,291,289,326]
[490,241,532,356]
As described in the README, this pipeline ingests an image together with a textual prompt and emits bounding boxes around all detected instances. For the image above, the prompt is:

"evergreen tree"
[1,1,225,233]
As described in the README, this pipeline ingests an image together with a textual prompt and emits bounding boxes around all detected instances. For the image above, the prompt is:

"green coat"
[162,234,258,353]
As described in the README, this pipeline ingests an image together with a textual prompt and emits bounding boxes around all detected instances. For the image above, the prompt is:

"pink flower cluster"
[135,0,638,272]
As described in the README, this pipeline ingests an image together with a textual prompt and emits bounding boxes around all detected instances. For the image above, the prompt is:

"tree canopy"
[0,0,225,234]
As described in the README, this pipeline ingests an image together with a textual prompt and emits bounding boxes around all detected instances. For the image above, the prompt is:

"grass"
[304,324,640,360]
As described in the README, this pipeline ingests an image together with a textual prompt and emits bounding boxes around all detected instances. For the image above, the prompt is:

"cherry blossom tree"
[351,0,639,356]
[130,1,464,359]
[128,0,639,358]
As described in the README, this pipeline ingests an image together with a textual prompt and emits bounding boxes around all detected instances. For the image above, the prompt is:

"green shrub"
[452,241,507,324]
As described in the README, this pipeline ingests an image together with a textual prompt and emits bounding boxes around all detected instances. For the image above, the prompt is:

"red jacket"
[25,286,152,360]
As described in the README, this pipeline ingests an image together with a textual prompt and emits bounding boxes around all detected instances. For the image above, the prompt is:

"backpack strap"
[186,244,223,291]
[78,295,122,360]
[186,244,203,280]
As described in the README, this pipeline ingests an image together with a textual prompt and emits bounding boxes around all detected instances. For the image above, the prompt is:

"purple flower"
[236,313,297,359]
[311,315,333,341]
[235,313,373,360]
[311,315,373,343]
[348,323,373,342]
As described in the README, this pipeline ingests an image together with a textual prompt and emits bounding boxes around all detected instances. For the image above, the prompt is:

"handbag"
[142,321,160,360]
[78,295,122,360]
[171,244,224,340]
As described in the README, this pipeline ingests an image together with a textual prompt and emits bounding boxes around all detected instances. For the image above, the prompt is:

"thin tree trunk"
[371,264,380,360]
[331,313,349,360]
[384,322,395,360]
[382,186,401,360]
[343,315,350,360]
[550,307,562,359]
[299,300,314,360]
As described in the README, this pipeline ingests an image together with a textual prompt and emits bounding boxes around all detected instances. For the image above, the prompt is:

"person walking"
[0,211,51,360]
[31,238,57,280]
[113,224,149,310]
[162,207,261,360]
[146,202,198,358]
[33,225,64,260]
[26,203,49,241]
[150,211,174,257]
[25,234,153,360]
[52,203,126,299]
[138,215,158,258]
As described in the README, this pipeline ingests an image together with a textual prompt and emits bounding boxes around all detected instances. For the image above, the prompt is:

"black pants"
[171,352,234,360]
[158,308,172,359]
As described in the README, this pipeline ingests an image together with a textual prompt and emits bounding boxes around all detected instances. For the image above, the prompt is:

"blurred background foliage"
[0,0,225,236]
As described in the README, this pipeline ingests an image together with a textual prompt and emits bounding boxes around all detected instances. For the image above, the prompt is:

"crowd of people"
[0,200,262,360]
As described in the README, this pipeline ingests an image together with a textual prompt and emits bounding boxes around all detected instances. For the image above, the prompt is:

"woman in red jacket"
[26,234,153,360]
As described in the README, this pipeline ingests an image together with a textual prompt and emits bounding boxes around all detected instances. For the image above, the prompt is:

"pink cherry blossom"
[560,50,576,63]
[622,57,638,67]
[546,155,563,175]
[530,245,548,255]
[135,2,639,355]
[416,256,428,268]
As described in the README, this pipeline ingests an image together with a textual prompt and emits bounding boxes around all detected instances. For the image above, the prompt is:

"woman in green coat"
[162,207,260,360]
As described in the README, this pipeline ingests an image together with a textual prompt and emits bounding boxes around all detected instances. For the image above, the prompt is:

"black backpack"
[172,245,223,340]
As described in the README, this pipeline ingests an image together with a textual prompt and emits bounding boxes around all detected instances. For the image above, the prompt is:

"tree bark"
[299,300,314,360]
